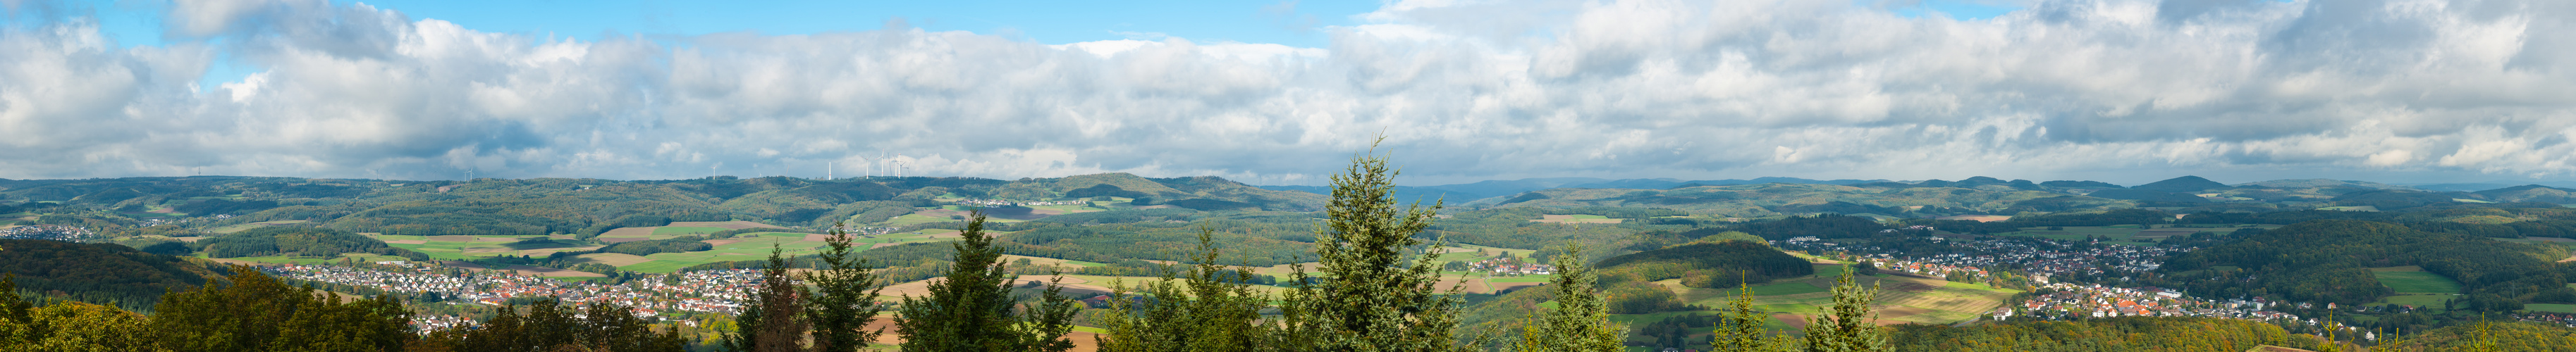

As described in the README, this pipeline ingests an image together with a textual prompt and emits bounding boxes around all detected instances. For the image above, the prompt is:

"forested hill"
[1593,239,1815,288]
[1461,175,2576,218]
[0,239,224,311]
[0,172,1321,236]
[2154,220,2576,307]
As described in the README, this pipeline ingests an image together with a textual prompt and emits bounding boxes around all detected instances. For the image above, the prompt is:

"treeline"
[0,239,226,312]
[197,227,429,260]
[2155,220,2576,306]
[594,237,714,256]
[1030,208,1202,225]
[1885,317,2329,351]
[1734,214,1892,239]
[575,214,677,238]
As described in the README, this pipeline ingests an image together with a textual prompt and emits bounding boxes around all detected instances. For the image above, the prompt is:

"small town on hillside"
[0,225,94,241]
[260,262,765,332]
[1774,233,2328,334]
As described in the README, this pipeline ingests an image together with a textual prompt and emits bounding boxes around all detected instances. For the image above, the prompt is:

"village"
[2000,282,2298,322]
[260,262,766,331]
[0,225,94,241]
[1779,235,2180,284]
[952,199,1088,208]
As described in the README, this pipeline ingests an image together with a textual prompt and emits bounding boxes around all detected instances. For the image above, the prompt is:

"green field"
[2373,271,2464,294]
[1745,281,1828,296]
[2529,303,2576,313]
[650,227,727,236]
[2375,294,2452,310]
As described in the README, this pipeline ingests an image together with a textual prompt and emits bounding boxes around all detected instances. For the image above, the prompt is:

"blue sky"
[6,0,2575,187]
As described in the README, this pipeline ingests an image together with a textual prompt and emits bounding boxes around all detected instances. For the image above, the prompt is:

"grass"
[2529,304,2576,313]
[1746,281,1829,296]
[2374,271,2464,294]
[651,227,728,236]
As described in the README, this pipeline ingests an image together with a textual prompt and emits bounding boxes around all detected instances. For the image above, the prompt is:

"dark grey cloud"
[0,0,2570,186]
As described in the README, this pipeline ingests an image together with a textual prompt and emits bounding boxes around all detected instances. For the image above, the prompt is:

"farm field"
[361,221,967,272]
[1652,263,2016,327]
[2369,266,2465,294]
[2376,294,2451,310]
[2529,303,2576,313]
[211,220,310,234]
[371,234,598,260]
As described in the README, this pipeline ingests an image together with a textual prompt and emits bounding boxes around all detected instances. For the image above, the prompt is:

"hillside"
[2154,220,2574,307]
[1594,240,1814,288]
[0,239,225,311]
[1465,182,2131,218]
[1888,316,2330,351]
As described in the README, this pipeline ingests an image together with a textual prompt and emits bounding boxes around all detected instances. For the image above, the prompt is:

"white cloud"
[0,0,2572,186]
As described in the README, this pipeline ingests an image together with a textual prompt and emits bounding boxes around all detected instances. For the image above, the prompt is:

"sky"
[0,0,2571,187]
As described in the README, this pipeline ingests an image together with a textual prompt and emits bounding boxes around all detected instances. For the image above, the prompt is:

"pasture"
[1652,263,2016,327]
[2376,294,2451,310]
[2370,268,2464,294]
[596,228,967,273]
[372,234,601,260]
[211,220,311,234]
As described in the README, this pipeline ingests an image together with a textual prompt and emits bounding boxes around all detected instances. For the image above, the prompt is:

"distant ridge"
[1256,177,1895,203]
[2133,176,2231,192]
[2231,179,2416,190]
[2474,184,2576,204]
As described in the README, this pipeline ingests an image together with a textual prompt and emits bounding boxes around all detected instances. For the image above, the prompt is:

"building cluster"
[953,199,1087,207]
[0,225,93,241]
[1853,255,1992,282]
[1781,237,2179,283]
[1998,283,2296,322]
[259,263,766,330]
[2512,312,2576,328]
[1464,256,1554,276]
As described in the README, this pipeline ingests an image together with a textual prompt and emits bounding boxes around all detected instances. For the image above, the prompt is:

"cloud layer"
[1,0,2571,184]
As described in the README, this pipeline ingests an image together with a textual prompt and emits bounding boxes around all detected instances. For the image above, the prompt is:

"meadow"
[2370,266,2465,294]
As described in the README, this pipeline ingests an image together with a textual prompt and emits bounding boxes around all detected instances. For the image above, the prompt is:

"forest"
[2154,220,2576,306]
[1592,240,1815,288]
[195,227,430,260]
[0,239,226,312]
[1885,316,2330,351]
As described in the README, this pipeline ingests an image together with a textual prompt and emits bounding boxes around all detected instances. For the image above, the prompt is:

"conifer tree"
[726,245,812,352]
[1276,142,1479,352]
[1801,269,1887,352]
[806,222,888,352]
[1512,244,1622,352]
[895,211,1080,352]
[1096,227,1274,352]
[1711,275,1773,352]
